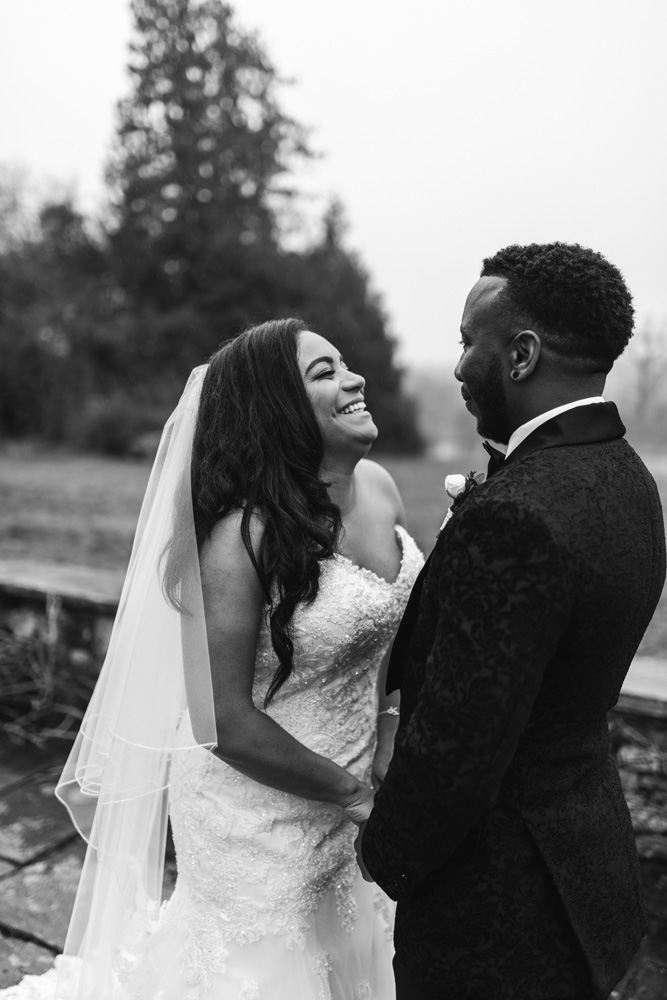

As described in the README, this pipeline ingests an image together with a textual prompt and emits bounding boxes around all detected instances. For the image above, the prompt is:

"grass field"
[1,442,665,656]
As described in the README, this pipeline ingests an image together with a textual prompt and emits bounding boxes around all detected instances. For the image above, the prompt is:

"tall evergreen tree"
[108,0,308,368]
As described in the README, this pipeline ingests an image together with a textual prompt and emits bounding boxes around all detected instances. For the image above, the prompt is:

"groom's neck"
[510,375,606,431]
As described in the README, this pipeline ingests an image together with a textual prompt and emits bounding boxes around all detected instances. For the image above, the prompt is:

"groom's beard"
[473,359,512,444]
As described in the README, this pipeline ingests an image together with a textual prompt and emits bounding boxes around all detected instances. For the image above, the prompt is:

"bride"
[3,318,423,1000]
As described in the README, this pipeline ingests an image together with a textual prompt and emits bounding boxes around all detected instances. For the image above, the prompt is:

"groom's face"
[455,277,513,444]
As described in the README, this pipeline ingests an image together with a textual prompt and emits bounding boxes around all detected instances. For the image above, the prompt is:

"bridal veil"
[53,365,217,998]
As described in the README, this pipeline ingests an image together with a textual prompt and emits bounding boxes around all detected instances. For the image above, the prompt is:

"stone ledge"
[618,657,667,719]
[0,561,124,615]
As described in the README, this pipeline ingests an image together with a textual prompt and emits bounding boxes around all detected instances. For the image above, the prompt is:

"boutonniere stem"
[438,470,485,536]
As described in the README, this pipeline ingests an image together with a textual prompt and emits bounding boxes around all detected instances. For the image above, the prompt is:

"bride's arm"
[373,644,400,787]
[357,460,406,785]
[200,511,373,825]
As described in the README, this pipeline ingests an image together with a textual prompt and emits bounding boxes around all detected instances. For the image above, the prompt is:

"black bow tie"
[482,441,506,478]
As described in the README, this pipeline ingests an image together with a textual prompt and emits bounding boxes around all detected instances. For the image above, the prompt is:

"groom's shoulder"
[471,436,660,532]
[498,435,655,494]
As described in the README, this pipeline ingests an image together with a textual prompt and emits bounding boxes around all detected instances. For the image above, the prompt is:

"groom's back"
[484,435,664,994]
[507,435,664,732]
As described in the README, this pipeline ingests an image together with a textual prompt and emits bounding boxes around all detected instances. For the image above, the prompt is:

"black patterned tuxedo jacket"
[362,403,666,1000]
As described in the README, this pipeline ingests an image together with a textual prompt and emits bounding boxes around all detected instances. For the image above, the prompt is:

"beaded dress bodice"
[254,525,423,763]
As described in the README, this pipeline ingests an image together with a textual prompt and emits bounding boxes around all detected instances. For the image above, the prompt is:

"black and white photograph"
[0,2,666,998]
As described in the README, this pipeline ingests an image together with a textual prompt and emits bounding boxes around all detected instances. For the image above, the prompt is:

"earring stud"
[511,371,520,380]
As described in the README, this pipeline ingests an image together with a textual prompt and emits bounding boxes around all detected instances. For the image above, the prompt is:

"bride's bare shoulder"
[356,459,406,526]
[356,458,397,491]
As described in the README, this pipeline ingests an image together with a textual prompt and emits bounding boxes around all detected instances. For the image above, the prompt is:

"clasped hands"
[340,782,374,882]
[340,749,391,883]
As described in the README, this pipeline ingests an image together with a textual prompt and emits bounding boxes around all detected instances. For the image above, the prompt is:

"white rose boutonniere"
[438,470,485,535]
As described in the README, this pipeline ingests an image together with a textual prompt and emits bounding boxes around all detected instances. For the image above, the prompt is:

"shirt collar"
[501,397,606,459]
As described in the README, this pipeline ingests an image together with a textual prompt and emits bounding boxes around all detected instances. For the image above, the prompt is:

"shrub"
[74,394,150,456]
[0,625,97,746]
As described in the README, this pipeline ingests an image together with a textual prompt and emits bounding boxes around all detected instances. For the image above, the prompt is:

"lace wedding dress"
[3,526,422,1000]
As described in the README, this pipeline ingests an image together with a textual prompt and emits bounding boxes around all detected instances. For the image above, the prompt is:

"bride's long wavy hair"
[191,318,342,704]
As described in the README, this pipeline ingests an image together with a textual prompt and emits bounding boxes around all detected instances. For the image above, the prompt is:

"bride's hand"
[339,781,375,825]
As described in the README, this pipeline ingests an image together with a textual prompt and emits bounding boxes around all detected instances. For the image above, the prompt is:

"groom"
[360,243,666,999]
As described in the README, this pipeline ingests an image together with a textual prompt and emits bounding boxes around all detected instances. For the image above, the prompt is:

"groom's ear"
[508,330,541,381]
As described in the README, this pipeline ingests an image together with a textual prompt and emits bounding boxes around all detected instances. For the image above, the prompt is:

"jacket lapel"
[503,401,626,468]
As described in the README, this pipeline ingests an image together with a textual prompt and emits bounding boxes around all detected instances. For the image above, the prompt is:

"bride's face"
[297,330,378,458]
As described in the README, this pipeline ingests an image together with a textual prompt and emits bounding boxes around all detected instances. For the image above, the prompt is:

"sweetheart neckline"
[333,525,408,587]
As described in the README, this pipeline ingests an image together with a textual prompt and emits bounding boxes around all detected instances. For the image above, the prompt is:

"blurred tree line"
[0,0,421,454]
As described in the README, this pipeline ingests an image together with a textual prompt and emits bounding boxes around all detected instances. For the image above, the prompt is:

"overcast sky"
[1,0,665,368]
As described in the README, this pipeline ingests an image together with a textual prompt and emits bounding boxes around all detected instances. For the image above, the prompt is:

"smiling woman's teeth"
[340,402,366,415]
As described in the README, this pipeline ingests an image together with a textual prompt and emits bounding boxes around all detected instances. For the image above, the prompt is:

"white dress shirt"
[488,397,606,460]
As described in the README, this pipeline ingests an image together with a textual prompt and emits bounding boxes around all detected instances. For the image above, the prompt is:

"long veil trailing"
[50,365,217,999]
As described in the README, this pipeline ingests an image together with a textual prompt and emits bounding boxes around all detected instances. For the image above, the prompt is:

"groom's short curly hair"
[480,242,634,372]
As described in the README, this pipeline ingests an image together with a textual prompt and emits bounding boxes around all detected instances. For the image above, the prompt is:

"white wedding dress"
[3,526,422,1000]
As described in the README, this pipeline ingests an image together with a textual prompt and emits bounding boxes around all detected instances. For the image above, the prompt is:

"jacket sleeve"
[361,495,571,900]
